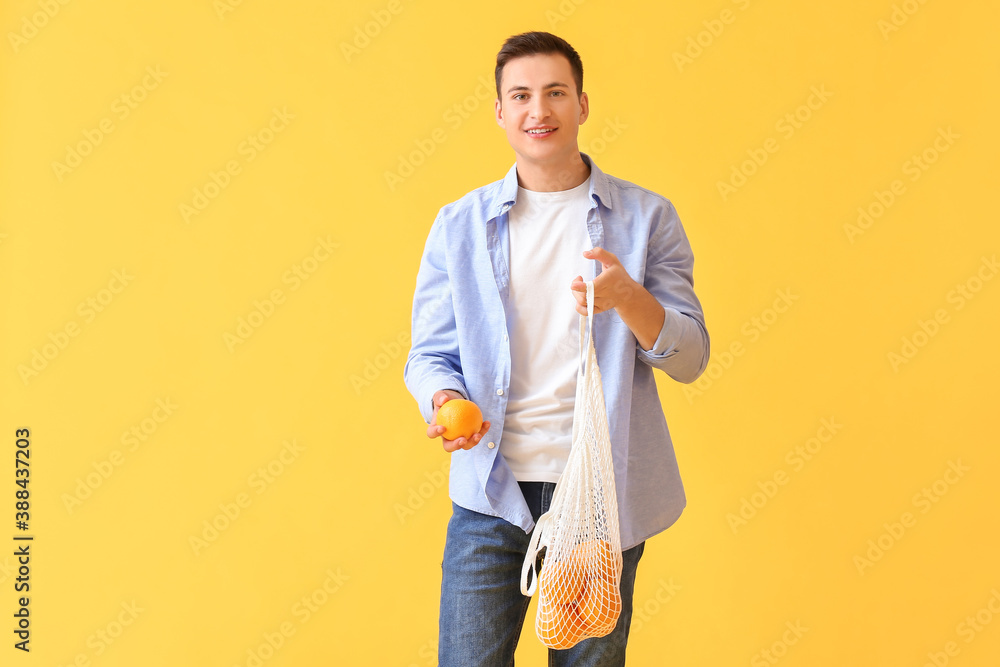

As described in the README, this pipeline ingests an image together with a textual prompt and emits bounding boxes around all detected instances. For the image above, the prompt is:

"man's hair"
[495,31,584,101]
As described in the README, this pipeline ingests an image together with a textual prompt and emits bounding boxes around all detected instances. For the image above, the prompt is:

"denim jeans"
[439,481,645,666]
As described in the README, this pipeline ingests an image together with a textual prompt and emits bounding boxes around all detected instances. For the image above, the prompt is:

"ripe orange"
[578,573,621,636]
[574,539,618,577]
[434,399,483,440]
[539,557,586,605]
[538,597,587,649]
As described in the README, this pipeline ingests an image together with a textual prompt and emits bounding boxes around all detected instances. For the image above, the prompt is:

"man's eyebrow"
[505,82,570,95]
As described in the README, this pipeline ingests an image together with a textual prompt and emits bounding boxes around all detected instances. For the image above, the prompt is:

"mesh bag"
[520,280,623,650]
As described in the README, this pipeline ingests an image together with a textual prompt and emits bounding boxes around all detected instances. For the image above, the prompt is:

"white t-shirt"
[501,171,595,483]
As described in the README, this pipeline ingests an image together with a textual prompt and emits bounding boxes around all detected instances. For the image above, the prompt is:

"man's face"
[495,52,589,170]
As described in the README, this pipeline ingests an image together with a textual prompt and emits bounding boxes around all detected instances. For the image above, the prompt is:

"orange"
[574,539,618,577]
[578,575,621,636]
[539,557,586,605]
[537,597,587,649]
[434,399,483,440]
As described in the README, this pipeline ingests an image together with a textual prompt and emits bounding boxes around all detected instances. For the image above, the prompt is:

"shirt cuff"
[420,380,469,423]
[641,307,678,358]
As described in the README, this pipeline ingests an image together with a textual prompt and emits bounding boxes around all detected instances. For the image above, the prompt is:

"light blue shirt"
[403,153,710,550]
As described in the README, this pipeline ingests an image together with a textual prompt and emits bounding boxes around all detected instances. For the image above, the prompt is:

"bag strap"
[580,280,595,367]
[572,279,596,455]
[520,512,553,596]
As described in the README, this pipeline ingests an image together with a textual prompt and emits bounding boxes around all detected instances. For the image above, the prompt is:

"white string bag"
[520,280,624,650]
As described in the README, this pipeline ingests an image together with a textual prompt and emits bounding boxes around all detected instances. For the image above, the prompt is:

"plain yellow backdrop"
[1,0,998,665]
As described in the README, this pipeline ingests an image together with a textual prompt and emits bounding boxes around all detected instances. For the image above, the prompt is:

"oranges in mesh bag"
[536,539,622,647]
[579,573,622,635]
[537,596,588,649]
[539,555,586,604]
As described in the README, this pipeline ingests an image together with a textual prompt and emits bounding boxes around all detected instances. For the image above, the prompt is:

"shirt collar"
[493,152,612,217]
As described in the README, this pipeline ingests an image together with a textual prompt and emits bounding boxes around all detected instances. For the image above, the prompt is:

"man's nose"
[529,97,551,119]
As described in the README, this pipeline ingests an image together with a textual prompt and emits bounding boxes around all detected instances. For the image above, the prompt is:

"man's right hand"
[427,390,491,453]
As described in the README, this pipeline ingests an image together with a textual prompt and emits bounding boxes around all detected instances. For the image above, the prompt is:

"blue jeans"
[439,481,645,666]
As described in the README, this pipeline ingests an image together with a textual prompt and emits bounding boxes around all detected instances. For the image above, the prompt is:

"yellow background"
[2,0,998,665]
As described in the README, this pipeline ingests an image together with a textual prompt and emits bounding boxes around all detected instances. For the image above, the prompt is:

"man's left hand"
[570,247,639,316]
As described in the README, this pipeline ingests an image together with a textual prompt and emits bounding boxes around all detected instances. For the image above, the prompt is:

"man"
[403,31,710,666]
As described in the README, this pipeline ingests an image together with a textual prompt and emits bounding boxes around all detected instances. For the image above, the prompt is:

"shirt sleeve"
[403,210,471,424]
[635,200,710,383]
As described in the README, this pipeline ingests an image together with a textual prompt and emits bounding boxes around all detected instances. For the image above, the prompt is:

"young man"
[404,31,710,666]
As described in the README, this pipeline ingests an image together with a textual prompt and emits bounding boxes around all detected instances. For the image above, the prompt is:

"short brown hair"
[495,31,584,101]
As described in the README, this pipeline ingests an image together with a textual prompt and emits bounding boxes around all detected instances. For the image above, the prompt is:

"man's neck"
[515,151,591,192]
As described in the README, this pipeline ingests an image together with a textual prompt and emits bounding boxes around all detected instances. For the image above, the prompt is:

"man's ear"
[495,98,505,128]
[578,91,590,125]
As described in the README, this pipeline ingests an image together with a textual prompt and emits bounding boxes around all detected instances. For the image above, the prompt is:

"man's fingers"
[584,246,618,267]
[436,419,491,452]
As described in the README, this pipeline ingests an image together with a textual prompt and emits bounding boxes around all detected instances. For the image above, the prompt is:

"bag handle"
[520,512,554,596]
[578,280,596,375]
[572,279,595,456]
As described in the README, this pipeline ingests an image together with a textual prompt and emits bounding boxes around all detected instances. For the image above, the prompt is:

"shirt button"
[496,389,504,395]
[487,442,496,449]
[503,334,508,342]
